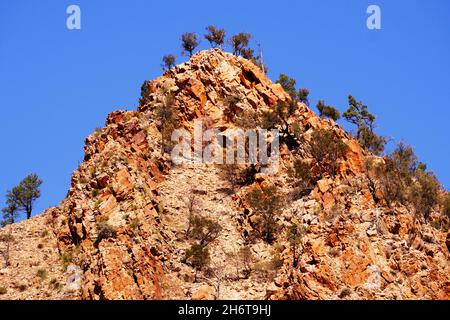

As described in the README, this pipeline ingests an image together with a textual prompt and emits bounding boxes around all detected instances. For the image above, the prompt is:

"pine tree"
[5,174,43,219]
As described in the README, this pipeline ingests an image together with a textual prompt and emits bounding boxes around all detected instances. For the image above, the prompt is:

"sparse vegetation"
[366,143,442,222]
[153,92,180,154]
[343,96,386,155]
[181,32,199,57]
[36,268,47,280]
[229,32,252,56]
[18,284,27,292]
[408,169,440,221]
[297,88,310,106]
[0,224,13,267]
[234,108,259,130]
[184,244,210,282]
[96,222,117,244]
[238,246,254,278]
[245,184,283,243]
[1,204,19,226]
[204,26,226,49]
[338,288,352,299]
[185,191,198,237]
[0,286,7,295]
[287,223,305,267]
[442,193,450,219]
[316,100,341,121]
[49,278,63,291]
[310,129,348,178]
[260,100,299,149]
[375,142,418,207]
[276,74,297,99]
[276,74,309,106]
[91,188,100,197]
[61,251,73,264]
[130,217,140,230]
[189,215,221,248]
[270,251,284,270]
[288,158,313,198]
[4,173,43,220]
[219,164,258,191]
[162,54,176,70]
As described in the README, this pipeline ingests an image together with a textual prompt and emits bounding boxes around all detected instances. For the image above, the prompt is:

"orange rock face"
[2,49,447,301]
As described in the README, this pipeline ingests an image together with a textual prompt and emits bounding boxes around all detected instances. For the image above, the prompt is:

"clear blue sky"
[1,0,449,220]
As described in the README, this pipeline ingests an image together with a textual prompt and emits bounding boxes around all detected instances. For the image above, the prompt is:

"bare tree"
[205,265,226,300]
[181,32,199,57]
[161,54,176,70]
[229,32,252,56]
[185,190,197,238]
[286,223,305,268]
[204,26,226,49]
[1,204,18,267]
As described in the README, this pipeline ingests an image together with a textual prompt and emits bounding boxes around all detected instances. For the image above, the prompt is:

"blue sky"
[1,0,449,220]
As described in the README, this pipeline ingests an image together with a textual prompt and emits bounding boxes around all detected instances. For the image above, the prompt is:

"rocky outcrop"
[0,215,79,299]
[1,49,448,300]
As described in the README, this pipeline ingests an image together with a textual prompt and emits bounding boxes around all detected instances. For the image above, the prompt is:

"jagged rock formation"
[1,49,449,300]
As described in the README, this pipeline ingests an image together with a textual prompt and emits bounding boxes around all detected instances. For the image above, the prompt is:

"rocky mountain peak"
[1,49,449,300]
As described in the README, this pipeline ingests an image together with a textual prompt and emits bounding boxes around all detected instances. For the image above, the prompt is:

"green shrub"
[270,251,283,270]
[184,244,210,282]
[189,216,221,247]
[96,222,117,244]
[390,142,418,182]
[276,74,297,100]
[246,184,283,243]
[316,100,340,121]
[61,251,73,264]
[367,142,418,207]
[442,193,450,219]
[408,170,440,221]
[287,223,305,267]
[358,125,387,156]
[289,158,313,198]
[130,217,140,230]
[49,278,63,291]
[36,268,47,280]
[260,100,299,149]
[297,88,310,106]
[310,129,348,178]
[343,95,386,155]
[219,164,258,191]
[91,188,100,197]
